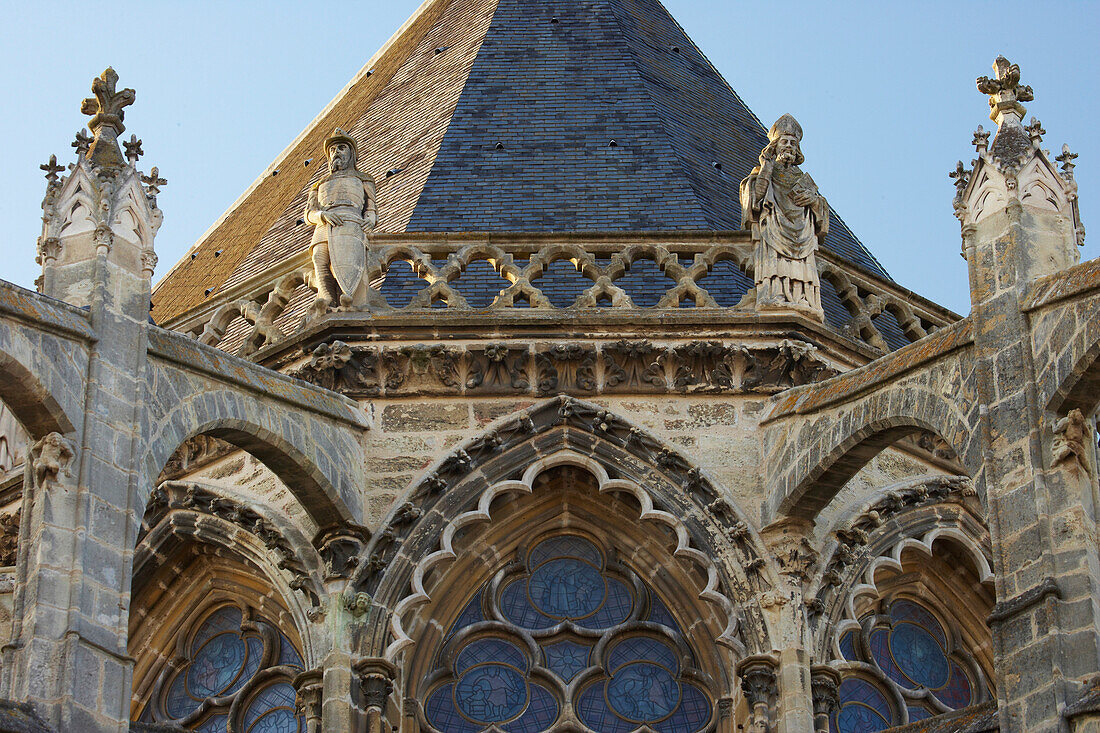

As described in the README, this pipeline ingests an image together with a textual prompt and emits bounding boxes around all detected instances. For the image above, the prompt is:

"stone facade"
[0,12,1096,733]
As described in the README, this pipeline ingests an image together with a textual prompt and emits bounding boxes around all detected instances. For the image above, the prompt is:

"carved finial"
[950,161,970,195]
[141,166,167,196]
[72,129,92,157]
[80,67,135,134]
[1057,144,1079,180]
[977,55,1033,123]
[123,134,143,164]
[40,155,64,183]
[972,125,990,153]
[1026,117,1045,144]
[80,68,135,171]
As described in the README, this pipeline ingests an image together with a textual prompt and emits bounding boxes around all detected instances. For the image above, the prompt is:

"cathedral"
[0,1,1097,732]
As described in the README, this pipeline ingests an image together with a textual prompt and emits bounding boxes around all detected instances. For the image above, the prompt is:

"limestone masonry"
[0,2,1096,732]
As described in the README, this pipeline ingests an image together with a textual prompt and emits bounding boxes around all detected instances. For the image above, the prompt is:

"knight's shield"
[328,224,366,296]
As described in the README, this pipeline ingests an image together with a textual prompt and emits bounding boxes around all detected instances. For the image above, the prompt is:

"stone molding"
[289,338,839,397]
[986,576,1061,626]
[138,481,325,616]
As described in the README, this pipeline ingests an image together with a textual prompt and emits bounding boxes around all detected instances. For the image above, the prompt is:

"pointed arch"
[356,397,781,666]
[766,381,977,523]
[141,386,357,529]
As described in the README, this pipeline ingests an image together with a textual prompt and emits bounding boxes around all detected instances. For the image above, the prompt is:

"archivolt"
[358,396,778,660]
[810,481,992,659]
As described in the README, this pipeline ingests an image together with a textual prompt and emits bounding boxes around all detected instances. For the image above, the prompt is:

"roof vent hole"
[494,142,505,150]
[434,46,448,55]
[214,250,223,258]
[190,253,197,261]
[296,218,305,226]
[204,288,213,297]
[712,161,723,171]
[671,45,681,53]
[271,169,279,177]
[385,167,403,178]
[304,158,312,167]
[608,140,618,148]
[551,16,559,23]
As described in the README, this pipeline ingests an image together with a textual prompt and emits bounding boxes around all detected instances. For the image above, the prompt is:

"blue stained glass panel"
[542,640,590,682]
[278,633,303,669]
[454,664,528,723]
[645,592,680,632]
[870,628,910,689]
[836,704,890,733]
[838,679,892,721]
[606,662,680,722]
[425,684,480,733]
[582,577,634,629]
[890,623,950,689]
[246,707,299,733]
[935,662,973,709]
[192,607,242,651]
[576,682,635,733]
[528,558,605,619]
[500,580,556,629]
[243,683,298,730]
[166,669,199,719]
[197,714,228,732]
[504,683,558,732]
[225,637,265,697]
[907,706,933,722]
[608,637,678,675]
[890,601,947,648]
[654,682,712,733]
[448,590,485,639]
[839,630,859,661]
[529,536,602,569]
[456,638,528,674]
[188,632,247,698]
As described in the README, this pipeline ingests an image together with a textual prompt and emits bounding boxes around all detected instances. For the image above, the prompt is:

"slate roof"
[153,0,891,324]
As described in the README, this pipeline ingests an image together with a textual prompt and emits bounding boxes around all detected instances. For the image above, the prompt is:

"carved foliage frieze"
[289,339,838,397]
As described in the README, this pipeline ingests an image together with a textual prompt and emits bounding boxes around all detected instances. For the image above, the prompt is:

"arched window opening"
[136,601,305,732]
[419,532,716,733]
[830,541,993,732]
[130,536,311,733]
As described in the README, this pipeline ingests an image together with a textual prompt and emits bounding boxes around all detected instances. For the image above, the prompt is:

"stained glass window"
[831,598,986,731]
[141,604,305,732]
[422,534,714,732]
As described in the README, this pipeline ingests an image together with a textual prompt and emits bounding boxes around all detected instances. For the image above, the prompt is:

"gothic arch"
[0,334,79,440]
[129,482,325,728]
[357,397,778,662]
[808,482,992,661]
[142,387,356,529]
[769,384,977,522]
[1047,336,1100,417]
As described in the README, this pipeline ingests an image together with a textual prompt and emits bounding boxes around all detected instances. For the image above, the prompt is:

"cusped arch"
[142,388,356,529]
[357,397,781,663]
[132,484,326,667]
[772,389,977,522]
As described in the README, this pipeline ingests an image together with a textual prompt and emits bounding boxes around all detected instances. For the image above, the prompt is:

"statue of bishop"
[740,114,827,319]
[306,129,378,309]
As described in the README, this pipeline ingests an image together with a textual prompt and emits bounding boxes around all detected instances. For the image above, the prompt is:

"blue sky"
[2,1,1097,316]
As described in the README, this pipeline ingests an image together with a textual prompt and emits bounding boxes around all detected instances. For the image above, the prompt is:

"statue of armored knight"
[740,114,827,319]
[305,129,378,310]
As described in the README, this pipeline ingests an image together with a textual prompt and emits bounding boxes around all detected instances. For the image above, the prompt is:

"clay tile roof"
[153,0,892,325]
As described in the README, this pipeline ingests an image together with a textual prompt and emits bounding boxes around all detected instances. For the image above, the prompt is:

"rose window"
[421,534,715,732]
[831,599,988,731]
[140,604,305,732]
